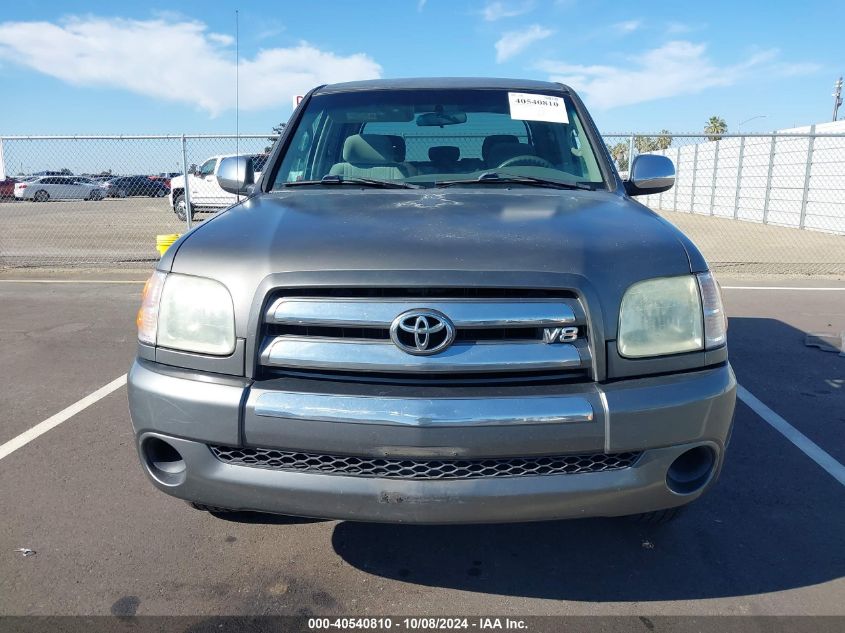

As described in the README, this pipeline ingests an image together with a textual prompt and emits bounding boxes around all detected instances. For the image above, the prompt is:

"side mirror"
[216,156,255,195]
[624,154,675,196]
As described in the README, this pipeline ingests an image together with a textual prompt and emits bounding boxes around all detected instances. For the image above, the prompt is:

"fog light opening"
[666,446,715,495]
[142,436,186,486]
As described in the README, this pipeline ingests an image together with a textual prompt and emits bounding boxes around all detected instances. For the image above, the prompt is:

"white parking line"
[738,385,845,487]
[722,286,845,290]
[0,279,146,284]
[0,375,127,461]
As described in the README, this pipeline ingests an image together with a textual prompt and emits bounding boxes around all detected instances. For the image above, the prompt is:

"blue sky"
[0,0,840,135]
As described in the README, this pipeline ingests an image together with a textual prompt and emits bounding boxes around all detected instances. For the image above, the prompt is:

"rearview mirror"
[624,154,675,196]
[416,111,468,127]
[216,156,255,195]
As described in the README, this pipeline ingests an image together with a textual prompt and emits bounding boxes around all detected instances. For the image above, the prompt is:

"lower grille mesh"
[209,445,641,480]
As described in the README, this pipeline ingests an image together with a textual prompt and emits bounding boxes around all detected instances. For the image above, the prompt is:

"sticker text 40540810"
[508,92,569,124]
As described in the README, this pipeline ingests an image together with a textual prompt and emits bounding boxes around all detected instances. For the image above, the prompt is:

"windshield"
[271,89,607,190]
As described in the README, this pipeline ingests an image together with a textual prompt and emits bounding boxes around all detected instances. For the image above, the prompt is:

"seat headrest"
[342,134,397,164]
[482,134,519,164]
[384,135,406,162]
[428,146,460,164]
[487,142,534,167]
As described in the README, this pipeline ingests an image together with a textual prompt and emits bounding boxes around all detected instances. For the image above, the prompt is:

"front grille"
[209,445,641,480]
[256,288,592,382]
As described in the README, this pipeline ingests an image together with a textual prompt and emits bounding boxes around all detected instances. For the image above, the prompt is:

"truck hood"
[166,189,701,338]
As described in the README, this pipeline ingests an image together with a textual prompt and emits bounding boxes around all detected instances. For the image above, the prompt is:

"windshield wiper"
[435,172,594,190]
[283,175,420,189]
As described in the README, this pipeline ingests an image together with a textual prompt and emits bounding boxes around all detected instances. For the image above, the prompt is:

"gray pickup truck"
[128,78,735,524]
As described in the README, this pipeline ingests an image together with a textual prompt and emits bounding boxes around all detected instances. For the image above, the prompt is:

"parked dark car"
[0,177,17,199]
[102,176,169,198]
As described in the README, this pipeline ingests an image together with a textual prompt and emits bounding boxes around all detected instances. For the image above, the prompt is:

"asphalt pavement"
[0,276,842,619]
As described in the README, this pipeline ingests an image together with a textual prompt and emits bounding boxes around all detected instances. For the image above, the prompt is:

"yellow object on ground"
[155,234,181,257]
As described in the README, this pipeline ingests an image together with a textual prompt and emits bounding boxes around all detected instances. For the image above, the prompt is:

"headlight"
[618,275,703,358]
[136,272,235,356]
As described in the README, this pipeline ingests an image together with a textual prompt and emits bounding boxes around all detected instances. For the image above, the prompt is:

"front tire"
[174,193,193,222]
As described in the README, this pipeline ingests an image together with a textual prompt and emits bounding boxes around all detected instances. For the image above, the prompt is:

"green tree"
[634,136,656,154]
[704,116,727,141]
[608,141,629,171]
[655,129,672,150]
[634,131,673,154]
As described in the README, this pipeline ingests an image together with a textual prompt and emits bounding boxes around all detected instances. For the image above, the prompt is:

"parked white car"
[169,154,267,221]
[14,176,104,202]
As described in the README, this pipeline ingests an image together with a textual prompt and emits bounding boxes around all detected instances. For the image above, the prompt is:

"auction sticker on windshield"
[508,92,569,123]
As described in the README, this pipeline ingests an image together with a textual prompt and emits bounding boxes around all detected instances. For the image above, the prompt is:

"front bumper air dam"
[128,360,736,523]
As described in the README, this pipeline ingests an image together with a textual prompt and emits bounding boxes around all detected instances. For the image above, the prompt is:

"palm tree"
[704,116,727,141]
[655,129,672,150]
[608,142,629,171]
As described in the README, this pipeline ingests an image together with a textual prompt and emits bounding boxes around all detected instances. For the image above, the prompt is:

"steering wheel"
[497,155,556,169]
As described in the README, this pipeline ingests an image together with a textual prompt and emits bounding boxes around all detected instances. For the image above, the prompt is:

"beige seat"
[329,134,412,180]
[385,135,419,176]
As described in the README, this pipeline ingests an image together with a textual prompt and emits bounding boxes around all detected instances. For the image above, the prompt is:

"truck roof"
[315,77,571,94]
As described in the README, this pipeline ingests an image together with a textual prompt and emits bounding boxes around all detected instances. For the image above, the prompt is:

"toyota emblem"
[389,309,456,356]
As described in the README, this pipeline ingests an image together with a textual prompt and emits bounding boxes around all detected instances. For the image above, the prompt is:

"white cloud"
[482,1,533,22]
[0,16,382,116]
[207,32,234,46]
[417,0,427,11]
[612,20,642,34]
[495,25,553,63]
[536,41,802,109]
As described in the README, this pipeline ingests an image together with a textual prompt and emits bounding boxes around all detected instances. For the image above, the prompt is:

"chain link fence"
[1,132,843,275]
[604,132,845,275]
[0,134,272,268]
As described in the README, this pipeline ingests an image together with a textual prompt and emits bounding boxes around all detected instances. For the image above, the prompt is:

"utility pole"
[833,76,843,121]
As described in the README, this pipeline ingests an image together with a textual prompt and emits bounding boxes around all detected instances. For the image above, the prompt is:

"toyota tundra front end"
[127,78,736,524]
